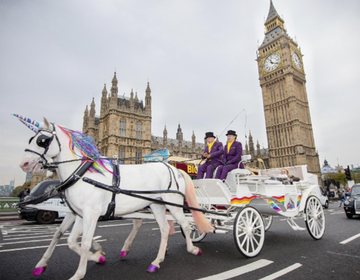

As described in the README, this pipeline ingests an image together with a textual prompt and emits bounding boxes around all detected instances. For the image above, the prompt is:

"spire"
[111,72,118,98]
[265,0,283,25]
[163,125,167,146]
[259,1,286,49]
[101,84,108,116]
[90,98,95,118]
[102,84,107,97]
[146,81,151,95]
[112,71,118,83]
[83,105,89,131]
[84,105,88,116]
[176,124,183,142]
[145,81,152,111]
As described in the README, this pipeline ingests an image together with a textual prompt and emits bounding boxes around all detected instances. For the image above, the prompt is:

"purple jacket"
[223,141,243,168]
[202,141,223,165]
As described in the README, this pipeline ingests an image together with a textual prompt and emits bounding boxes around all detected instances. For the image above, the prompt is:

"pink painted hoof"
[120,250,128,258]
[97,255,106,264]
[33,266,46,276]
[197,249,202,256]
[147,264,159,273]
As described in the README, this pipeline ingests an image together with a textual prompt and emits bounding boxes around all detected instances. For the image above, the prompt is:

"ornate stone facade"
[256,1,321,177]
[83,72,205,163]
[244,132,269,169]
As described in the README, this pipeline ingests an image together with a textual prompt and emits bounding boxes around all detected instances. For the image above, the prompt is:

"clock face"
[292,52,301,69]
[264,53,280,72]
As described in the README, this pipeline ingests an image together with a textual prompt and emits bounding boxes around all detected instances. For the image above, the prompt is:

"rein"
[17,160,94,209]
[82,177,230,217]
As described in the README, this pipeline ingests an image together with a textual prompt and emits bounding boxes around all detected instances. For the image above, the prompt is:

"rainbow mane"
[58,126,113,175]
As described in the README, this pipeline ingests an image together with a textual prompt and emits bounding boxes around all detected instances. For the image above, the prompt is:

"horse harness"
[21,126,230,217]
[21,126,186,218]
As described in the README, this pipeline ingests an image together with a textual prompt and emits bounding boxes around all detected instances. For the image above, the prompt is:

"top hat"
[204,132,215,139]
[226,130,237,136]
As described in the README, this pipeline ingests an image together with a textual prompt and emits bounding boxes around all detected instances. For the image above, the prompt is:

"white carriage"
[187,157,326,257]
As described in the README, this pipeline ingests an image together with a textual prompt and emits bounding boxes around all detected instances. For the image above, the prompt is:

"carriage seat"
[224,168,252,193]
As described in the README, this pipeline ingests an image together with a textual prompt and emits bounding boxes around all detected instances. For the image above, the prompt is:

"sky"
[1,0,359,187]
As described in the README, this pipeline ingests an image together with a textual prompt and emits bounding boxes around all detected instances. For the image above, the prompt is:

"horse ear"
[43,117,50,129]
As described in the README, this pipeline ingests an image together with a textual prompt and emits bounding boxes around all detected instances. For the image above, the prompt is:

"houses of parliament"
[82,72,268,166]
[81,0,320,177]
[28,1,321,188]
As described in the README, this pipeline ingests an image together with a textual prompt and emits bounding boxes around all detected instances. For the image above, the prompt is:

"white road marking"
[98,221,155,228]
[0,239,107,253]
[97,222,134,228]
[1,235,103,246]
[195,259,273,280]
[340,233,360,244]
[2,234,57,241]
[0,237,65,246]
[327,251,360,259]
[258,263,302,280]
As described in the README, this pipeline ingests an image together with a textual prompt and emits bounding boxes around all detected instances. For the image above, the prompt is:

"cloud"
[1,0,360,186]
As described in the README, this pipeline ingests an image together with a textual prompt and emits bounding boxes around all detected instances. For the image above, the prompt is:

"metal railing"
[0,197,19,212]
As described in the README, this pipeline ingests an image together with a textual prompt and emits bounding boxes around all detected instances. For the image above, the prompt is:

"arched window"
[136,122,142,139]
[135,149,142,164]
[119,119,126,137]
[118,147,125,163]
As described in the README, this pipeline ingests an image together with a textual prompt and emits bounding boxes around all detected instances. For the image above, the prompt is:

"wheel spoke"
[249,235,255,252]
[241,235,248,247]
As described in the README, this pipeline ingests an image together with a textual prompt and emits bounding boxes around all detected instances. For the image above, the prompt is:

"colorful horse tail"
[178,169,214,233]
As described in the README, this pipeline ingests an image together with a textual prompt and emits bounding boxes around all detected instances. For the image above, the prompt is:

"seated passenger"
[215,130,243,181]
[197,132,223,179]
[280,168,300,184]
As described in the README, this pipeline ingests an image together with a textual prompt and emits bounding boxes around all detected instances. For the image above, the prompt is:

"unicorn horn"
[18,119,39,133]
[12,113,44,129]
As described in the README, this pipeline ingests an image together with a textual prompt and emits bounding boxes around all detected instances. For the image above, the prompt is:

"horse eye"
[36,135,51,148]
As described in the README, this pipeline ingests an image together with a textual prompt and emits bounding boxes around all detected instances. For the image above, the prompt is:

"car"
[344,184,360,219]
[18,179,68,224]
[312,186,329,209]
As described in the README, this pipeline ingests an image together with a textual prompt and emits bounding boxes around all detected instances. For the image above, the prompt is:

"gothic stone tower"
[83,72,152,164]
[256,1,320,176]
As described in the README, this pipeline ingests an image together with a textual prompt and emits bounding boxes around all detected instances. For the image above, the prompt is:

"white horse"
[18,116,213,280]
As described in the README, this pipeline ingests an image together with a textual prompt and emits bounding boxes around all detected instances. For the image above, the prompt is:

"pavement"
[0,211,21,222]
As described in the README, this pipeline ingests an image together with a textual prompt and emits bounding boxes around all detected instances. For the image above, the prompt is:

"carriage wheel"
[233,207,265,258]
[262,214,273,231]
[180,222,207,243]
[305,196,325,240]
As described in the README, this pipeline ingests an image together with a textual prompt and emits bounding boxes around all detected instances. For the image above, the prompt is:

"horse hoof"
[33,266,46,276]
[197,249,202,256]
[97,255,106,264]
[120,250,128,258]
[147,264,159,273]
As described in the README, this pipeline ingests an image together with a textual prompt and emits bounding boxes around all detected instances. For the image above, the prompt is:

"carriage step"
[213,229,229,234]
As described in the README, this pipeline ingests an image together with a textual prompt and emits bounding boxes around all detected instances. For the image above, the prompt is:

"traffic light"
[344,166,352,180]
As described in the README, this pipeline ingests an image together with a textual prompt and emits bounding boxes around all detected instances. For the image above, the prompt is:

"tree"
[10,181,31,197]
[324,172,347,189]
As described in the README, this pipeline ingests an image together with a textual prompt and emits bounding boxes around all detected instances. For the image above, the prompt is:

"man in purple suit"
[197,132,224,179]
[215,130,244,181]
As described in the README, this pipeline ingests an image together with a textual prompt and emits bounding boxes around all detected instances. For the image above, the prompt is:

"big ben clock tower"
[256,1,321,177]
